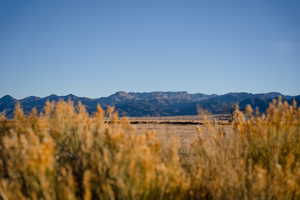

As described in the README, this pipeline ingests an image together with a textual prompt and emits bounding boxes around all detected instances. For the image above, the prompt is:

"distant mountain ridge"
[0,92,299,117]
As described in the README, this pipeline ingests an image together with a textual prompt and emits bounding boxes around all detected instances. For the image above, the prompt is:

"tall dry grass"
[0,99,299,200]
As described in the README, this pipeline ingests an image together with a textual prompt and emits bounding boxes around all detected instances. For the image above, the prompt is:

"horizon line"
[1,91,298,101]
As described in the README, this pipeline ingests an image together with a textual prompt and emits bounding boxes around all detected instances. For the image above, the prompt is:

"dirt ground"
[132,121,233,161]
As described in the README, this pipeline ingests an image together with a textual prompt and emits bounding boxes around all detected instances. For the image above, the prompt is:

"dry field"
[132,117,233,163]
[129,114,232,125]
[131,115,232,146]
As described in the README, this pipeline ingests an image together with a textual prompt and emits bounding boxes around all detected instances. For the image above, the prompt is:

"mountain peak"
[48,94,58,97]
[265,92,282,96]
[66,94,77,98]
[0,95,15,102]
[114,91,129,96]
[108,91,134,101]
[21,96,40,102]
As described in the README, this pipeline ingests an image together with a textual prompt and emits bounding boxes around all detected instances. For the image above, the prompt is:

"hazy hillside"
[0,92,298,117]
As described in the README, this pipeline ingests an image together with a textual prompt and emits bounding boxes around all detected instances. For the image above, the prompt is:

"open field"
[130,115,233,138]
[129,114,232,125]
[133,121,234,162]
[133,123,232,141]
[131,115,233,152]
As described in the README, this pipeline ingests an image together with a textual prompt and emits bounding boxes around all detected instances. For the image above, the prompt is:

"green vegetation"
[0,99,299,200]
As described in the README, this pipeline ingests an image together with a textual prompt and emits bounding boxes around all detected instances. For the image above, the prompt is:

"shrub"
[0,101,188,200]
[189,99,300,199]
[0,99,299,200]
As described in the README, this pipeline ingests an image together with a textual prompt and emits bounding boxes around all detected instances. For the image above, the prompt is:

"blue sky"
[0,0,299,98]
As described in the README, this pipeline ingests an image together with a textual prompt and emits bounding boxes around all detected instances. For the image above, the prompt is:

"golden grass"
[0,99,299,199]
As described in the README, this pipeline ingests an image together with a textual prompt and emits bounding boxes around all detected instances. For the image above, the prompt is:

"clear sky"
[0,0,299,98]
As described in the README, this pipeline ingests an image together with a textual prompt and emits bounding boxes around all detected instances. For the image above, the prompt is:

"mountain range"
[0,92,299,118]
